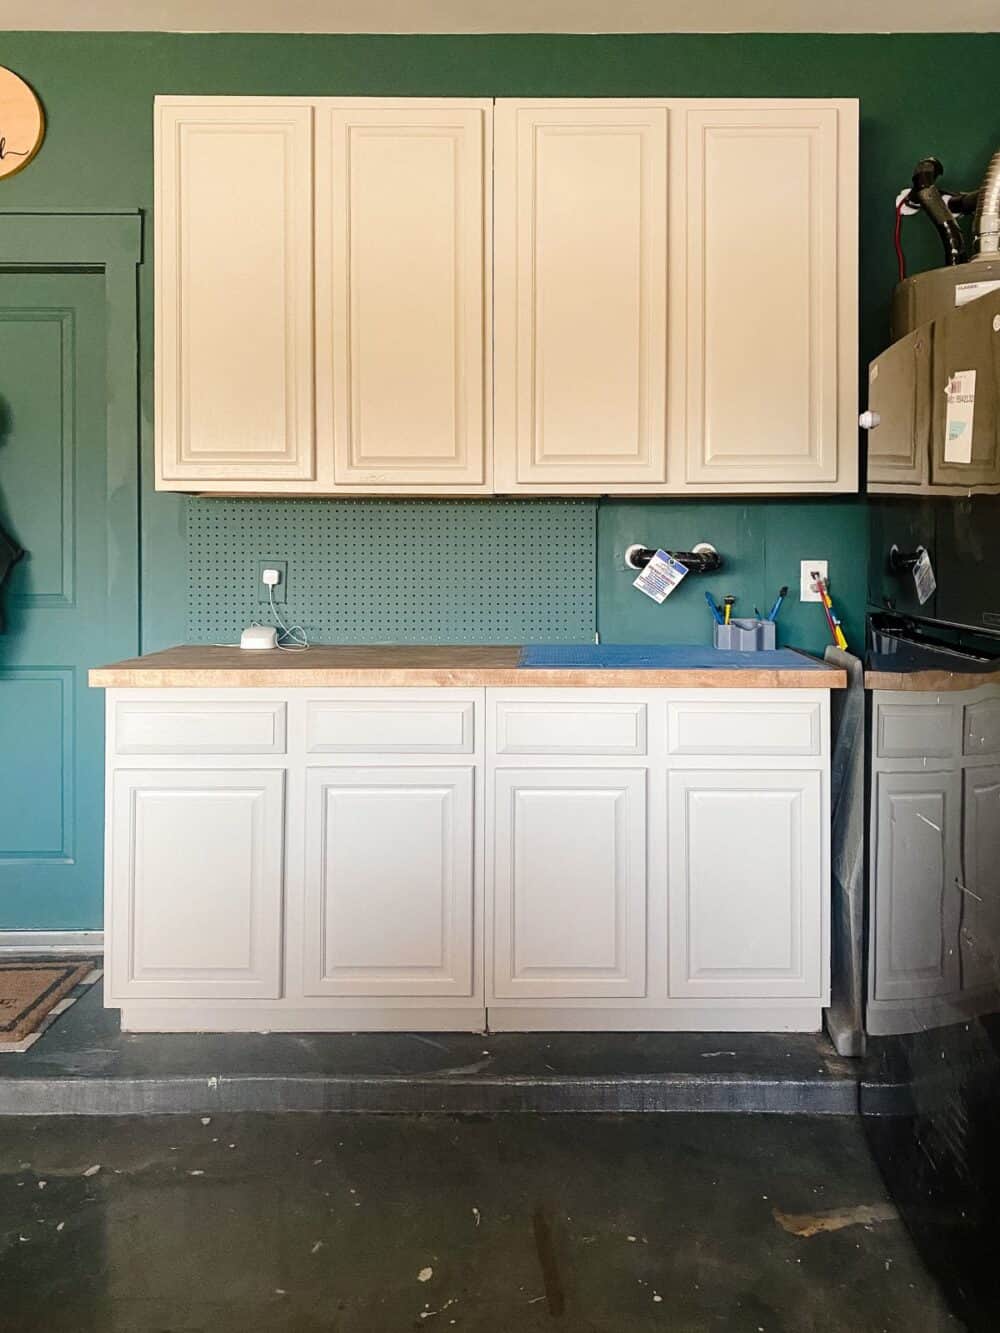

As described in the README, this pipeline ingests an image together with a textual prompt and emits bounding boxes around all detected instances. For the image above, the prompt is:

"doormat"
[0,959,101,1052]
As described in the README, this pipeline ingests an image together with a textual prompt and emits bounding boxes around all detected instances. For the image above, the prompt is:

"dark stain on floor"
[0,1112,960,1332]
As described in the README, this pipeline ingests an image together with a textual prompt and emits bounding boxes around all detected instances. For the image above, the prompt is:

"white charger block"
[240,625,278,651]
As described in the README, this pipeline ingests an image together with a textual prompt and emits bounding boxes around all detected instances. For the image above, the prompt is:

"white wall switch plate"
[800,560,828,603]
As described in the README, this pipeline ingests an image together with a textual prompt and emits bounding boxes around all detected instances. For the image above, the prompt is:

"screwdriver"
[723,595,736,626]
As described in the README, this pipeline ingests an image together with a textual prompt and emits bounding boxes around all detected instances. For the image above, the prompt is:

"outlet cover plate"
[800,560,828,603]
[256,558,288,605]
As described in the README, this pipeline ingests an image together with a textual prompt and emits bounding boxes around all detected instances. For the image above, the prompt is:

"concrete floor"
[0,1113,958,1332]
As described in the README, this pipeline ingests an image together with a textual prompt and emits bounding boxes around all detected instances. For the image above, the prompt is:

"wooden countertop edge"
[865,669,1000,692]
[89,665,846,689]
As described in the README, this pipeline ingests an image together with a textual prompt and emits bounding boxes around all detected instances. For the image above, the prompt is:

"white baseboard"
[0,931,104,956]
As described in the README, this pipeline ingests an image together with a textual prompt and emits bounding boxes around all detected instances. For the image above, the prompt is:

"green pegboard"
[187,499,596,645]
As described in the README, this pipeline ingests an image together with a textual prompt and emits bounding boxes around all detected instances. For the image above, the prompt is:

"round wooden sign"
[0,67,44,181]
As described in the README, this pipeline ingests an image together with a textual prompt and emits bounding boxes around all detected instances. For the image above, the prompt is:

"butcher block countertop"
[89,644,846,689]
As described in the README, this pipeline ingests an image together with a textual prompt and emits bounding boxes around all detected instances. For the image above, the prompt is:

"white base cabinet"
[102,686,831,1032]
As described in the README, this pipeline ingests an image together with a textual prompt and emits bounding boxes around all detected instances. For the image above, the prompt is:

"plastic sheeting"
[824,646,866,1057]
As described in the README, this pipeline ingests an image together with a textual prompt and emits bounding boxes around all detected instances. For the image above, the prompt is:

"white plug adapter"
[262,567,281,588]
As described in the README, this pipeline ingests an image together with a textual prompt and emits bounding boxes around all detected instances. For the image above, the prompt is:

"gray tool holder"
[713,618,777,651]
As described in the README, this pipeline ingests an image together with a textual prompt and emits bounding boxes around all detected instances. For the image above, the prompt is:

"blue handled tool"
[766,586,789,622]
[704,591,724,625]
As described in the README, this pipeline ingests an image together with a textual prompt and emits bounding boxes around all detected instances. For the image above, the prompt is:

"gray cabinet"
[872,769,960,1002]
[961,764,1000,993]
[868,685,1000,1035]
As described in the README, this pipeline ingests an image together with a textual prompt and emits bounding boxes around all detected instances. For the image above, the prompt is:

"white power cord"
[267,585,309,652]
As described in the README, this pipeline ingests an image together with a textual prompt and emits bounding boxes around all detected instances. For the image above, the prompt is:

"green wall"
[1,31,998,655]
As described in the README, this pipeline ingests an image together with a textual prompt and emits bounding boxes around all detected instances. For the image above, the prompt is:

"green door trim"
[0,211,141,659]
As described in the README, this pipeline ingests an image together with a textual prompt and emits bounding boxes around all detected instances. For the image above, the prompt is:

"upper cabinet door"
[316,101,492,491]
[678,102,858,491]
[866,325,933,489]
[494,101,669,491]
[155,99,315,486]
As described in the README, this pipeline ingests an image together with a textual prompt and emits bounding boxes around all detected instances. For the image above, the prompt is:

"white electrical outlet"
[800,560,828,603]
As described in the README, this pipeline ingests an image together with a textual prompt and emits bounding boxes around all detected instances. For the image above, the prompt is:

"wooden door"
[679,102,857,490]
[108,769,285,999]
[494,100,669,491]
[315,100,491,492]
[0,261,137,928]
[491,767,647,998]
[303,767,475,997]
[155,98,315,487]
[872,770,961,1001]
[668,769,823,998]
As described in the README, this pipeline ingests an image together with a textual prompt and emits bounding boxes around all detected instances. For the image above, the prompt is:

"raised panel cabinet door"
[668,770,823,998]
[865,326,933,489]
[491,768,647,999]
[303,767,475,997]
[108,769,285,1000]
[872,770,961,1002]
[494,101,669,490]
[155,98,315,486]
[961,766,1000,993]
[316,101,491,490]
[681,102,858,489]
[931,294,1000,489]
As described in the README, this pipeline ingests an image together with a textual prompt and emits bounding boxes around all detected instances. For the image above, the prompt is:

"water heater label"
[955,279,1000,307]
[944,369,976,464]
[633,550,688,604]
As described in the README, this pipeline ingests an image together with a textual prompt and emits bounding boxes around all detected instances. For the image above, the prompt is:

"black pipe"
[629,547,723,574]
[909,157,968,266]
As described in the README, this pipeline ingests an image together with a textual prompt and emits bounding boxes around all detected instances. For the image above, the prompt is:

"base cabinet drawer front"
[303,767,475,997]
[668,770,823,998]
[114,700,287,755]
[109,769,284,999]
[306,698,475,754]
[492,699,647,756]
[666,701,821,757]
[876,701,957,760]
[964,696,1000,758]
[872,770,961,1002]
[491,768,647,999]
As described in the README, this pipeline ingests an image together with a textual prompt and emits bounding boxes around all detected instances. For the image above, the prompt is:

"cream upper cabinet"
[155,99,316,489]
[493,100,670,492]
[675,101,858,493]
[315,100,492,492]
[154,95,857,496]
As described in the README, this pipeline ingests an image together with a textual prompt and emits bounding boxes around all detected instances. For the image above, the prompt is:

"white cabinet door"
[677,101,857,490]
[303,767,475,997]
[668,770,823,998]
[872,770,961,1002]
[155,99,315,487]
[109,769,284,999]
[316,101,492,491]
[494,100,669,491]
[491,768,647,998]
[961,765,1000,993]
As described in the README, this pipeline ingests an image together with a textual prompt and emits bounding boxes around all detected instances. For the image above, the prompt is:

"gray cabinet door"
[961,765,1000,993]
[866,325,932,488]
[873,770,961,1001]
[931,295,1000,488]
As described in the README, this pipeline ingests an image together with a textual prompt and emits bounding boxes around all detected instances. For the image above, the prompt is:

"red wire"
[893,199,906,281]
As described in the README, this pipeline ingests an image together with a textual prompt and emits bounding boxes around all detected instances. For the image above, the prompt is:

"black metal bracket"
[888,544,925,575]
[625,543,723,574]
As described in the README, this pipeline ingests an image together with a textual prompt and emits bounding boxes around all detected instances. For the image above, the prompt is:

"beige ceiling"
[4,0,1000,34]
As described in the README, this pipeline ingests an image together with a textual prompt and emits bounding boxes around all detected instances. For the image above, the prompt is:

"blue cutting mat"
[519,644,827,670]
